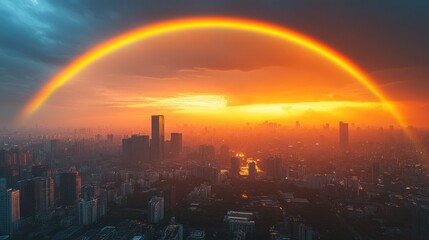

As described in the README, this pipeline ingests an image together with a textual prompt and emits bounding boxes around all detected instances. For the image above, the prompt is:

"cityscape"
[1,115,428,240]
[1,1,429,240]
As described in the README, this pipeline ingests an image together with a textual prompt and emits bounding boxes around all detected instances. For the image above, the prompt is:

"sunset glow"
[20,16,406,129]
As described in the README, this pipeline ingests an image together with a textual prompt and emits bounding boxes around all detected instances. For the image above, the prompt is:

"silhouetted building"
[163,185,176,213]
[18,179,36,217]
[248,162,256,182]
[339,121,349,146]
[81,184,96,201]
[230,157,240,178]
[32,165,51,178]
[122,135,150,165]
[77,198,99,226]
[170,133,183,159]
[59,172,81,205]
[148,196,164,224]
[220,145,230,160]
[198,145,216,165]
[264,157,283,179]
[151,115,165,162]
[0,189,20,236]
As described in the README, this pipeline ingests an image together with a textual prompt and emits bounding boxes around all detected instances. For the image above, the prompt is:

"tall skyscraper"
[151,115,165,162]
[230,157,240,178]
[59,172,81,205]
[170,133,183,158]
[18,179,36,217]
[264,157,283,179]
[148,196,164,224]
[248,162,256,182]
[339,121,349,146]
[122,135,150,165]
[0,189,20,236]
[77,198,98,226]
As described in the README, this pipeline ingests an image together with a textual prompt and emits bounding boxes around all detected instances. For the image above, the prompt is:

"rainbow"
[20,16,407,129]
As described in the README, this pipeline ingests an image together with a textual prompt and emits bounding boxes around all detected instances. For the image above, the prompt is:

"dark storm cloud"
[0,0,428,126]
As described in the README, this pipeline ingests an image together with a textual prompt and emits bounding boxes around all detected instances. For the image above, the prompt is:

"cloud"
[1,0,429,126]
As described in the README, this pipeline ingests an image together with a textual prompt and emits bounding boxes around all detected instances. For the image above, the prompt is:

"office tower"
[162,223,183,240]
[59,172,81,205]
[122,135,150,165]
[0,189,20,236]
[372,162,381,183]
[339,121,349,146]
[77,198,98,226]
[107,134,114,143]
[34,177,54,211]
[230,157,240,178]
[264,157,283,179]
[198,145,216,165]
[49,139,62,154]
[224,211,255,235]
[81,185,96,201]
[151,115,165,162]
[18,179,36,217]
[163,185,176,213]
[220,145,230,160]
[0,178,5,191]
[170,133,183,158]
[248,162,256,182]
[32,165,51,178]
[148,196,164,224]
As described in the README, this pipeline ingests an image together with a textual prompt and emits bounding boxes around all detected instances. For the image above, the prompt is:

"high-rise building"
[122,135,150,165]
[198,145,216,165]
[148,196,164,224]
[34,177,54,211]
[18,179,36,217]
[151,115,165,162]
[81,184,97,201]
[339,121,349,146]
[230,157,240,178]
[77,198,98,226]
[248,162,256,182]
[161,223,183,240]
[0,189,20,236]
[264,157,283,179]
[59,172,81,205]
[170,133,183,159]
[220,145,230,161]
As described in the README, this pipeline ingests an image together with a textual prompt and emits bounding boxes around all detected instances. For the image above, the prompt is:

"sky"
[0,0,428,128]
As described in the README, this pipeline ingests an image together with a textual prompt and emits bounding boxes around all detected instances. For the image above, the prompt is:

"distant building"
[230,157,240,178]
[161,223,183,240]
[224,211,255,235]
[151,115,165,162]
[122,135,150,165]
[264,157,283,179]
[148,196,164,224]
[81,185,96,201]
[18,179,36,217]
[198,145,216,165]
[339,121,349,146]
[187,230,205,240]
[0,189,20,236]
[187,184,211,203]
[248,162,256,182]
[59,172,81,205]
[170,133,183,159]
[220,145,230,160]
[77,198,98,226]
